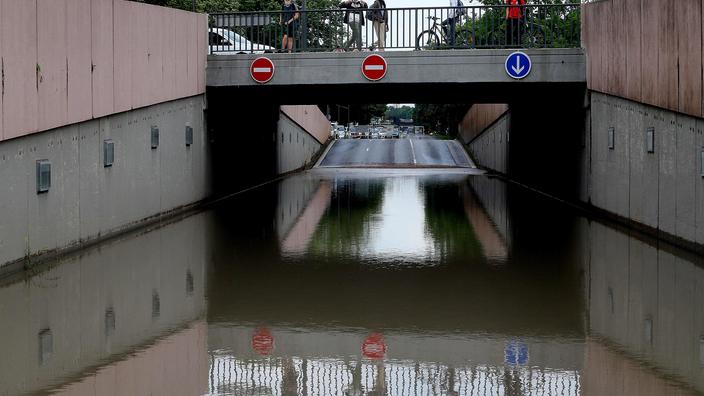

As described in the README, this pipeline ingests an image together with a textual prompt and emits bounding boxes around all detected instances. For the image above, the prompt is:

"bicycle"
[415,16,473,50]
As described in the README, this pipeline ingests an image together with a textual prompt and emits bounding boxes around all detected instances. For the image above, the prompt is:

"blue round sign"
[505,51,531,80]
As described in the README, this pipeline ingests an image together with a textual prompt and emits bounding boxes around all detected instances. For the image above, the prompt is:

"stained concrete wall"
[458,104,509,145]
[589,91,704,247]
[466,112,510,175]
[277,110,326,174]
[0,0,206,142]
[0,211,210,395]
[0,95,210,268]
[280,105,331,144]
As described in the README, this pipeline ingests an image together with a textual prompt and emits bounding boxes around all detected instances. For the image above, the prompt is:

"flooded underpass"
[2,168,703,395]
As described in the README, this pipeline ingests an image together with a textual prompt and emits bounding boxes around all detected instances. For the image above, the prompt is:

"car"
[208,28,275,55]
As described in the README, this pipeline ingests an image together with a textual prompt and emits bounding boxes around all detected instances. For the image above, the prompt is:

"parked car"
[208,28,275,55]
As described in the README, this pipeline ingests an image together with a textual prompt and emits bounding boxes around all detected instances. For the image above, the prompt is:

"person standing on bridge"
[442,0,465,47]
[366,0,388,51]
[505,0,525,47]
[340,0,368,51]
[281,0,300,53]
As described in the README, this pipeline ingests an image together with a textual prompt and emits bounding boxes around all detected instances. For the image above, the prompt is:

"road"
[318,137,474,168]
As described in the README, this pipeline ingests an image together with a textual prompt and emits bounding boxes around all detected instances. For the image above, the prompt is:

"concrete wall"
[589,91,704,247]
[276,109,326,174]
[582,0,703,118]
[281,105,330,144]
[458,104,509,145]
[466,112,510,174]
[0,0,206,142]
[0,211,210,395]
[0,95,210,267]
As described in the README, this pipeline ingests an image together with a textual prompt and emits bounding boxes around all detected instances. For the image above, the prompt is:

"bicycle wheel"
[415,30,440,50]
[455,27,474,48]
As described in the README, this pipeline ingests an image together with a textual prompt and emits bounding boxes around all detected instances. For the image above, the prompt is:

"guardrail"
[208,4,580,54]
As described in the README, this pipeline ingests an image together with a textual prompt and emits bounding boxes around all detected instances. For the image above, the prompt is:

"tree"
[414,103,469,136]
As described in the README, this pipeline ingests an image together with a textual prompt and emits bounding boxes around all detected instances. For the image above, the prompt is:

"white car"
[208,28,275,55]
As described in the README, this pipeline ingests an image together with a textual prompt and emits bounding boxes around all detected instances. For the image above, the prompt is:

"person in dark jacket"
[281,0,299,52]
[339,0,368,51]
[366,0,388,50]
[506,0,525,47]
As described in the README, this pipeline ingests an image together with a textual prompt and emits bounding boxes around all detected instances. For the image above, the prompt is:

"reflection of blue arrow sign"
[505,341,529,365]
[505,51,531,80]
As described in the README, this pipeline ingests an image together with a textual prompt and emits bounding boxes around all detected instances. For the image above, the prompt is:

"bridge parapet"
[209,4,580,54]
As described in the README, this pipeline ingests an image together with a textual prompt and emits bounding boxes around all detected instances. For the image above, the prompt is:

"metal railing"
[208,4,580,54]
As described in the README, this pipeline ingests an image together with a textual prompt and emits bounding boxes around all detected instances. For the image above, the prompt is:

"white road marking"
[253,67,272,73]
[364,65,384,71]
[409,139,417,164]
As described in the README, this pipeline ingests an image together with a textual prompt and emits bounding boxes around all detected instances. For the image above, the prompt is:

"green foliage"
[465,0,580,48]
[385,105,414,122]
[414,103,469,136]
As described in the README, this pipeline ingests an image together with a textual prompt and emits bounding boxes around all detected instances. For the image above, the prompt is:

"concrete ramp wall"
[458,104,508,145]
[1,0,207,142]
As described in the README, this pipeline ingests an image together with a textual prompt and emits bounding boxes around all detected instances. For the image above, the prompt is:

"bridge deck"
[207,49,585,103]
[208,48,584,86]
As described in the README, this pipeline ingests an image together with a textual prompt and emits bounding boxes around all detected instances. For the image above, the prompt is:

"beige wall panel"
[0,2,3,140]
[2,0,39,140]
[187,12,200,96]
[197,14,207,93]
[91,0,115,118]
[146,5,165,106]
[609,0,627,96]
[625,0,642,102]
[657,0,678,112]
[598,2,610,93]
[161,8,177,103]
[113,0,132,113]
[676,0,702,117]
[174,11,190,99]
[37,0,68,132]
[640,0,659,107]
[130,2,149,109]
[583,4,593,90]
[281,105,331,144]
[67,0,93,124]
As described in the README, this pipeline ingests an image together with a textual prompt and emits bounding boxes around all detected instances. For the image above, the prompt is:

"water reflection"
[584,221,704,395]
[282,171,504,266]
[207,169,586,395]
[2,168,704,395]
[0,214,210,395]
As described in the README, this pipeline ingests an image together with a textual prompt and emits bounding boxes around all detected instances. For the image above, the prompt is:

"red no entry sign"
[250,57,275,83]
[361,54,387,81]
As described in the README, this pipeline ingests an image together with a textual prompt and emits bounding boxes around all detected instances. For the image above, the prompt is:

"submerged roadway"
[318,136,474,168]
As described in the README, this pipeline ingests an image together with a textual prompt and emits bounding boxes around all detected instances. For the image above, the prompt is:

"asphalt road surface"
[318,137,474,168]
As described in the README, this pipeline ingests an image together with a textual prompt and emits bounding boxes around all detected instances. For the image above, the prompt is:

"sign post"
[361,54,388,81]
[504,51,531,80]
[250,57,275,84]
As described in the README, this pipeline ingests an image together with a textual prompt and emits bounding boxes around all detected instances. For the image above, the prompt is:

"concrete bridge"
[207,49,586,103]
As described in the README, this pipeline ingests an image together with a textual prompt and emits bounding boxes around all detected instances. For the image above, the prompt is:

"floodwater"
[2,169,704,396]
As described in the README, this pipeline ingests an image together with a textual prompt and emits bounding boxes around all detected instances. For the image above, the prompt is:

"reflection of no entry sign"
[361,54,387,81]
[250,57,275,83]
[362,332,387,359]
[505,51,531,80]
[252,327,275,355]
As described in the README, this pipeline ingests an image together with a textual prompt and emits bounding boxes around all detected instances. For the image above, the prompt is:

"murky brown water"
[1,169,703,395]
